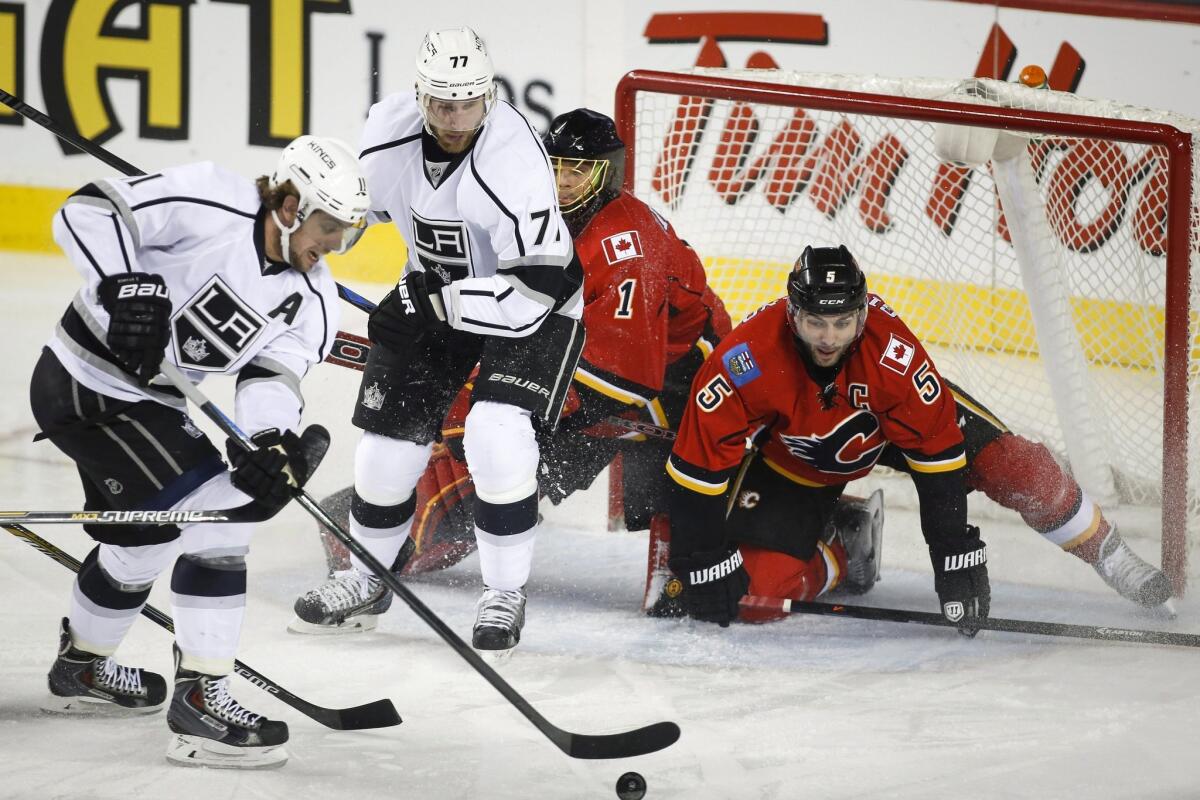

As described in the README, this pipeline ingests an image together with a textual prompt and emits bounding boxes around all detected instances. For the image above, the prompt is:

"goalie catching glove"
[368,270,448,349]
[97,272,172,386]
[668,545,750,627]
[227,426,329,516]
[930,525,990,637]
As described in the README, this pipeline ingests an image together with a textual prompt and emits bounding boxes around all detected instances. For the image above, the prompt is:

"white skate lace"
[202,676,262,728]
[476,589,525,629]
[308,569,379,612]
[95,657,145,696]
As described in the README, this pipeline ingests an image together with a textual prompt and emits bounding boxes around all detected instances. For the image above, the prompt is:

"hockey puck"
[615,771,647,800]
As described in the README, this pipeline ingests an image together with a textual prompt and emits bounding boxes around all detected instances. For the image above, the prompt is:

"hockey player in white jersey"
[30,135,368,768]
[292,27,584,651]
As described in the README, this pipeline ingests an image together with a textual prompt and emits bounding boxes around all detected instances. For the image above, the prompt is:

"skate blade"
[166,734,288,770]
[1144,598,1178,621]
[473,645,516,664]
[286,614,379,635]
[41,694,161,716]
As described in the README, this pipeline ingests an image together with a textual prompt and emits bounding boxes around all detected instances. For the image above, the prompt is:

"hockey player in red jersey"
[659,245,1172,630]
[306,109,732,598]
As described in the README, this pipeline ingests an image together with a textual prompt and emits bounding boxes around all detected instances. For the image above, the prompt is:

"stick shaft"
[741,595,1200,648]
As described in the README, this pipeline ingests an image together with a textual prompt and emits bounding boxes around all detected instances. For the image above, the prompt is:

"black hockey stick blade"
[553,720,682,760]
[741,595,1200,648]
[290,424,332,486]
[2,522,402,730]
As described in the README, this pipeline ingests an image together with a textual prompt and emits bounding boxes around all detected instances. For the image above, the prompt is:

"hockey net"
[615,68,1199,594]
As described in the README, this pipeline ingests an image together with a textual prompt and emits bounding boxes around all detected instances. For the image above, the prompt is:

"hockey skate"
[166,645,288,769]
[828,490,884,595]
[1092,527,1174,613]
[289,568,392,634]
[472,587,526,652]
[44,617,167,715]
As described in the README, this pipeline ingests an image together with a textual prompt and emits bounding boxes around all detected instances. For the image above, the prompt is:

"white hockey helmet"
[270,135,370,254]
[414,27,496,134]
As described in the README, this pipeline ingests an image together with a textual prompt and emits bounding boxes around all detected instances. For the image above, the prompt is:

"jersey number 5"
[696,375,734,412]
[913,361,941,404]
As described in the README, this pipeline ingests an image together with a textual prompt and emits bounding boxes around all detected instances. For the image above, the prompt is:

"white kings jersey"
[48,162,340,435]
[358,93,582,337]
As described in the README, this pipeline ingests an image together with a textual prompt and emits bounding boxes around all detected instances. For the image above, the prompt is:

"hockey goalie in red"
[661,245,1174,631]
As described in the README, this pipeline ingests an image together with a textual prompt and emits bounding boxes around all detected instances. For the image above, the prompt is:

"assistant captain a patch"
[723,343,761,387]
[880,333,916,375]
[601,231,642,264]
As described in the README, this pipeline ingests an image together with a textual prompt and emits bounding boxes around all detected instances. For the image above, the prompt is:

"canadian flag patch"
[601,231,643,264]
[880,333,916,375]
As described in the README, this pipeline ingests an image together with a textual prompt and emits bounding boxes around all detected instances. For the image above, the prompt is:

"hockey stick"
[1,522,402,729]
[0,507,275,526]
[740,595,1200,649]
[157,359,681,759]
[605,415,677,441]
[0,88,377,315]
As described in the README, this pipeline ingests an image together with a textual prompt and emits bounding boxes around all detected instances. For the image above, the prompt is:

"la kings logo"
[173,277,266,371]
[411,211,471,281]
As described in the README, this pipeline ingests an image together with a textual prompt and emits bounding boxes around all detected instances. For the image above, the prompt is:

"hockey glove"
[930,525,990,637]
[227,426,328,515]
[668,546,750,627]
[97,272,172,386]
[367,270,448,349]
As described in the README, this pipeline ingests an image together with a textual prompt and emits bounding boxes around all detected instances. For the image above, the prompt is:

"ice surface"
[1,255,1197,799]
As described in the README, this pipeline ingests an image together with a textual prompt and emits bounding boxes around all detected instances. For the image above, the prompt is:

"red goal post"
[613,68,1197,594]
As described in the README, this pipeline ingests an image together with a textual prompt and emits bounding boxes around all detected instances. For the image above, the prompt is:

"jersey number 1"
[615,278,637,319]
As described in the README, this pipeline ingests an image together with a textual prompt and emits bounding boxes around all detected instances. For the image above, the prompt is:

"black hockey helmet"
[543,108,626,221]
[787,245,868,317]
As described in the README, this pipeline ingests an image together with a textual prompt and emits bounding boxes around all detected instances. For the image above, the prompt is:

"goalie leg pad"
[969,433,1104,550]
[736,543,846,623]
[404,443,478,574]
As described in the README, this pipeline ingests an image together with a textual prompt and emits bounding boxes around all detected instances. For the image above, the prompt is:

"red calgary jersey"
[572,191,729,407]
[667,295,966,496]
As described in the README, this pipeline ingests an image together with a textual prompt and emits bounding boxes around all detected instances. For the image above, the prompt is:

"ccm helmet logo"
[817,298,845,306]
[117,283,169,300]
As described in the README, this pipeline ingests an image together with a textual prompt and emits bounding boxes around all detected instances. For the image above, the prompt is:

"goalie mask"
[270,135,370,262]
[543,108,625,229]
[786,245,869,369]
[414,27,496,141]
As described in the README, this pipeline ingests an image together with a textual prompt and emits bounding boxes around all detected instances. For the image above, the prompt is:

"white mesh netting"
[624,68,1199,586]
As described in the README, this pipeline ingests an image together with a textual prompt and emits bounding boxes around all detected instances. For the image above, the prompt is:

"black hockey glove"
[930,525,990,638]
[367,270,448,349]
[97,272,172,386]
[668,546,750,627]
[227,426,328,515]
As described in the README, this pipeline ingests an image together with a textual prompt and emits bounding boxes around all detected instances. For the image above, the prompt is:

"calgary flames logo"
[779,411,886,475]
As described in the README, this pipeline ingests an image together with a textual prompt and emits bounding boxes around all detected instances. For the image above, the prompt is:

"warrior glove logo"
[688,550,744,585]
[942,601,965,622]
[943,546,987,572]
